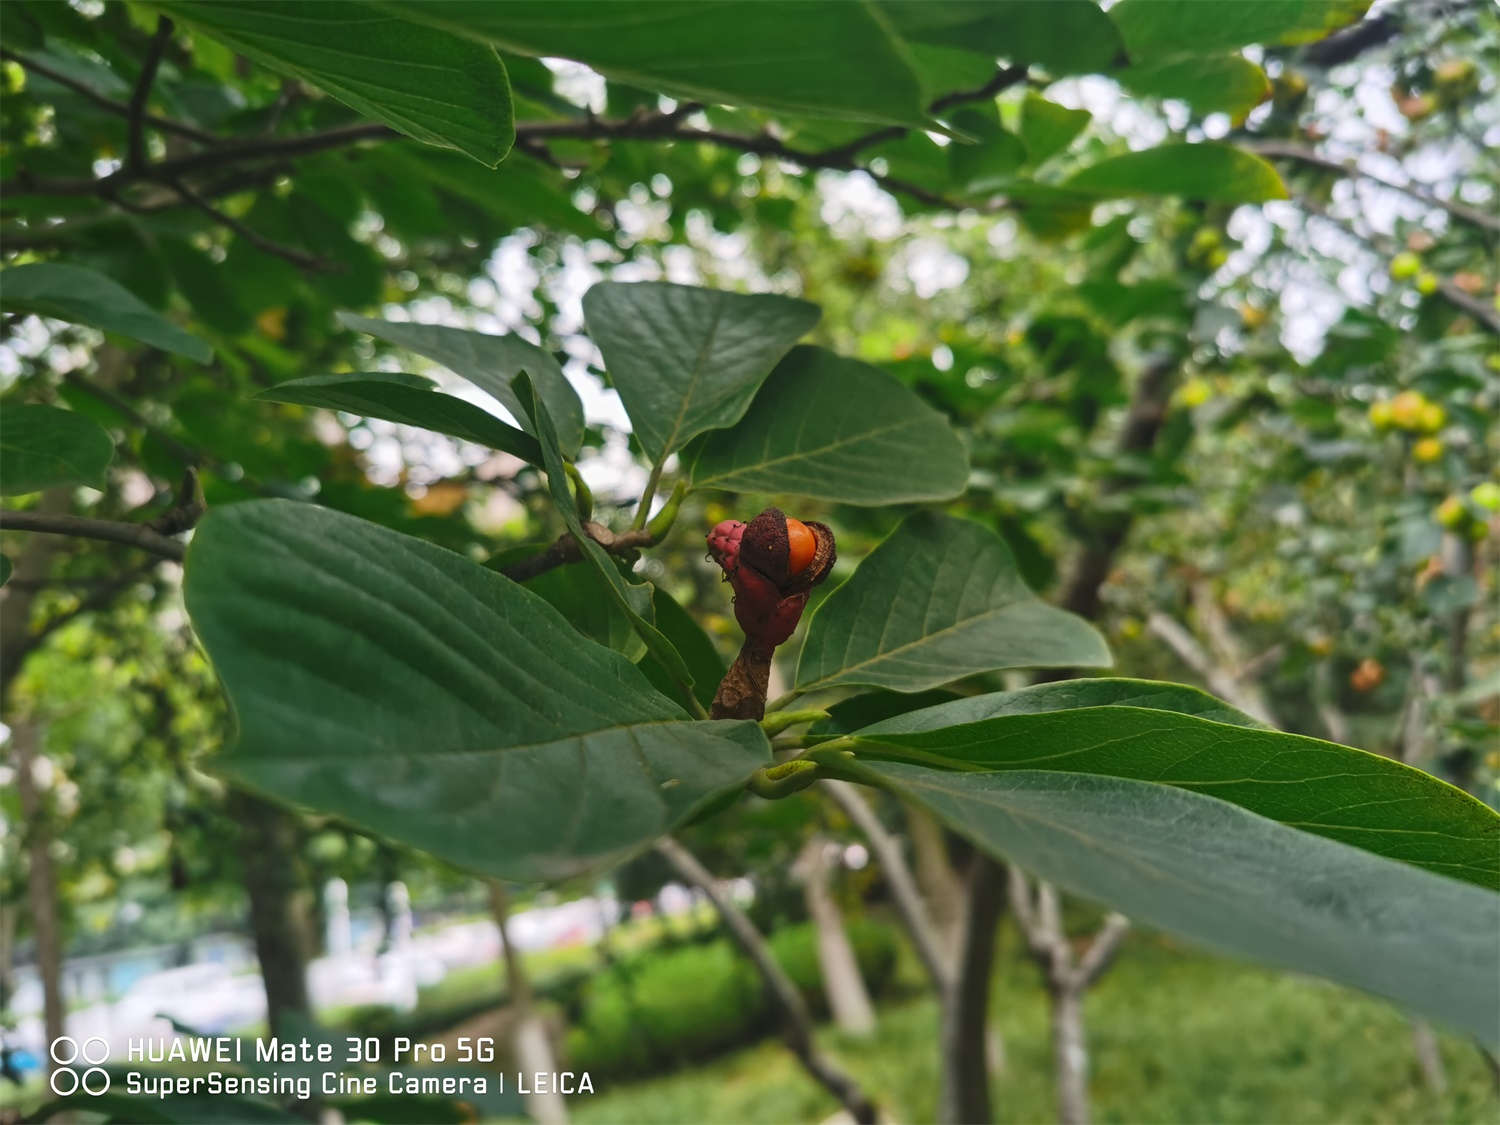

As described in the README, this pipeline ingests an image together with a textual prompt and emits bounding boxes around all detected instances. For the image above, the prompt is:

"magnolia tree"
[2,2,1498,1123]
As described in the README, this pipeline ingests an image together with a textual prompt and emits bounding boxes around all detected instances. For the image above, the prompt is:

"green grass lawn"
[569,930,1497,1125]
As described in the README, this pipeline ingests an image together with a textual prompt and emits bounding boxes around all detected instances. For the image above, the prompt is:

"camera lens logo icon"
[48,1036,111,1095]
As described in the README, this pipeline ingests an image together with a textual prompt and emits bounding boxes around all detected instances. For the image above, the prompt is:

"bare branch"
[653,837,878,1125]
[166,176,329,270]
[0,47,215,144]
[823,779,955,993]
[1247,139,1500,235]
[499,521,658,582]
[1074,913,1130,990]
[127,17,175,173]
[1,510,187,561]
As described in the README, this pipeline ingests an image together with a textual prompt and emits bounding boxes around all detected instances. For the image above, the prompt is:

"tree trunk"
[904,802,965,959]
[1051,986,1090,1125]
[489,882,567,1125]
[794,836,875,1036]
[227,788,313,1035]
[12,718,65,1075]
[654,837,878,1124]
[938,854,1005,1124]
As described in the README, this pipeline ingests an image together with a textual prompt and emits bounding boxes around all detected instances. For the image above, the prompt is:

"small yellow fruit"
[1368,401,1394,430]
[1412,437,1443,463]
[1470,482,1500,513]
[1207,248,1229,269]
[1178,377,1213,407]
[1240,303,1268,329]
[1418,402,1445,433]
[1415,271,1439,295]
[1467,518,1491,543]
[1388,251,1421,281]
[1388,390,1425,430]
[1435,496,1467,529]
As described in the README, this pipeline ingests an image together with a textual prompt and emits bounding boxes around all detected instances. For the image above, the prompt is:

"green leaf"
[0,404,114,495]
[796,513,1110,693]
[1119,56,1271,120]
[690,346,969,505]
[376,1,929,126]
[581,282,819,463]
[0,263,211,362]
[1018,93,1091,166]
[184,499,767,880]
[640,586,727,714]
[948,109,1027,193]
[1110,0,1370,57]
[256,373,542,465]
[337,313,585,457]
[156,2,514,166]
[882,0,1125,77]
[526,561,645,661]
[850,764,1499,1044]
[1063,143,1287,203]
[848,678,1500,890]
[516,374,698,697]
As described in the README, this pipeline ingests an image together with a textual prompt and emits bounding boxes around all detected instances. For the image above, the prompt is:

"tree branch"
[0,510,187,561]
[823,779,955,994]
[127,17,174,173]
[653,837,878,1125]
[498,521,658,582]
[166,175,329,270]
[0,47,215,145]
[1246,139,1500,235]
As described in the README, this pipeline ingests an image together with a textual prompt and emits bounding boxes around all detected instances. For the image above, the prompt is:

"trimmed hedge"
[567,918,900,1077]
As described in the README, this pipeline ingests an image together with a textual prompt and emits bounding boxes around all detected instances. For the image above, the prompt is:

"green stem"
[760,708,830,737]
[631,459,665,530]
[686,693,711,721]
[763,688,803,714]
[747,759,821,799]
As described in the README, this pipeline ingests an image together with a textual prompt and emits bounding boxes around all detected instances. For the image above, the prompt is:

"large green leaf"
[848,764,1499,1044]
[526,562,645,661]
[689,347,969,505]
[1110,0,1370,57]
[581,282,819,463]
[257,373,542,464]
[377,1,929,126]
[0,404,114,495]
[1018,93,1091,166]
[0,263,211,362]
[156,2,514,166]
[881,0,1125,77]
[338,313,585,457]
[847,679,1500,890]
[796,513,1110,693]
[184,500,766,881]
[1119,56,1271,121]
[640,586,728,714]
[1064,143,1287,203]
[516,375,698,696]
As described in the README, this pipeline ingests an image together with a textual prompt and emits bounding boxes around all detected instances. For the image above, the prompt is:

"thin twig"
[653,837,878,1124]
[1247,139,1500,235]
[499,521,658,583]
[0,510,186,561]
[127,17,174,173]
[823,779,955,993]
[0,48,215,144]
[167,176,328,270]
[16,560,159,663]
